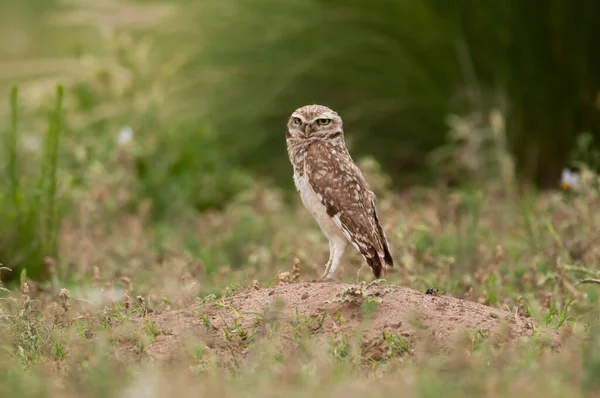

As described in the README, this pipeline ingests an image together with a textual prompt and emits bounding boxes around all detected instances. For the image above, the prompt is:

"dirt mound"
[140,282,535,361]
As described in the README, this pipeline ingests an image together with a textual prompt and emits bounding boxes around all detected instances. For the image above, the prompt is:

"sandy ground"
[130,281,536,362]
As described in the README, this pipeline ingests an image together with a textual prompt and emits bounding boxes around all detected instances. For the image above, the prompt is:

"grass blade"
[41,85,64,260]
[8,85,20,217]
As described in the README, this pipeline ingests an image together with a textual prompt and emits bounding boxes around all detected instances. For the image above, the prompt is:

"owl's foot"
[309,277,337,283]
[319,272,338,282]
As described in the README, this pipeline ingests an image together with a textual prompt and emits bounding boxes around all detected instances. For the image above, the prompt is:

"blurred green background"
[1,0,600,281]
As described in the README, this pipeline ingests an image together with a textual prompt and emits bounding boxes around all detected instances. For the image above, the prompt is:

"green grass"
[1,1,600,397]
[177,0,600,188]
[1,138,600,396]
[0,85,65,282]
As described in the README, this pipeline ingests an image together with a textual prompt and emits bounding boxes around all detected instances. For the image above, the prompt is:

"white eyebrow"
[291,113,303,119]
[311,112,336,121]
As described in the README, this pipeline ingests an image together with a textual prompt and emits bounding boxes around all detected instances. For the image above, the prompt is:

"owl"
[286,104,394,280]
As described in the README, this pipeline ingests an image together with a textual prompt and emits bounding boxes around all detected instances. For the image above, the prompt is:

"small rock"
[301,292,309,300]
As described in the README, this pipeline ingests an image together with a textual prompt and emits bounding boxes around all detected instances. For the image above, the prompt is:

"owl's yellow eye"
[317,119,331,125]
[293,117,302,125]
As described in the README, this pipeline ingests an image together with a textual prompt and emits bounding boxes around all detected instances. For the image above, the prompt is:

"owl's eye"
[293,117,302,125]
[317,119,331,125]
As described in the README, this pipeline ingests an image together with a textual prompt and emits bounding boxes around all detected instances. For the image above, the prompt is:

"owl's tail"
[366,244,394,279]
[369,207,394,278]
[383,244,394,268]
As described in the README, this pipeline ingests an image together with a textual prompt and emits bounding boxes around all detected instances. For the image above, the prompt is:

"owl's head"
[287,104,343,140]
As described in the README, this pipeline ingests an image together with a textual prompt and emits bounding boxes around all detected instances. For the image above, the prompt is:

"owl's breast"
[293,169,345,242]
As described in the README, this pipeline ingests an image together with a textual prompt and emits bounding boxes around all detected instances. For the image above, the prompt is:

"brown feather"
[302,141,394,277]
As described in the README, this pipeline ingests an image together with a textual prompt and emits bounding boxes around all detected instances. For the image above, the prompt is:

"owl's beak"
[304,125,311,137]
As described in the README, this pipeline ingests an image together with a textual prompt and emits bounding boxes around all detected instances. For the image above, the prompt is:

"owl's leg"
[322,237,348,280]
[322,240,335,276]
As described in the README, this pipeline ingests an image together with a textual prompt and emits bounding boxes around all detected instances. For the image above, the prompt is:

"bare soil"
[138,282,536,361]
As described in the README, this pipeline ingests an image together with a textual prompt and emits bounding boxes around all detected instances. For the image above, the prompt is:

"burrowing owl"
[286,104,394,280]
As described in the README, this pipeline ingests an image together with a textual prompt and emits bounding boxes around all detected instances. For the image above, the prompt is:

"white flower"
[22,136,41,152]
[560,168,579,191]
[117,125,133,146]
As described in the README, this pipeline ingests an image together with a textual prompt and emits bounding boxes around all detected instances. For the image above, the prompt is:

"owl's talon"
[320,273,337,282]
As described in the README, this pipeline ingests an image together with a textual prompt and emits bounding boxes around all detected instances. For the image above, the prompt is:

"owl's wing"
[304,142,394,277]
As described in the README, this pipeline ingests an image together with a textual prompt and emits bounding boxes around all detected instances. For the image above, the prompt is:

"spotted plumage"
[286,104,394,279]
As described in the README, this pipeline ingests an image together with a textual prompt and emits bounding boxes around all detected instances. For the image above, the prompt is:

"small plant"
[0,267,10,294]
[197,294,217,305]
[545,299,575,328]
[0,85,66,283]
[223,319,252,345]
[382,329,410,358]
[290,308,327,342]
[199,313,217,330]
[471,328,491,351]
[486,274,499,304]
[428,109,515,192]
[190,343,205,361]
[235,323,251,344]
[569,132,600,173]
[52,338,65,360]
[326,279,391,304]
[224,283,243,297]
[330,334,352,362]
[144,319,160,338]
